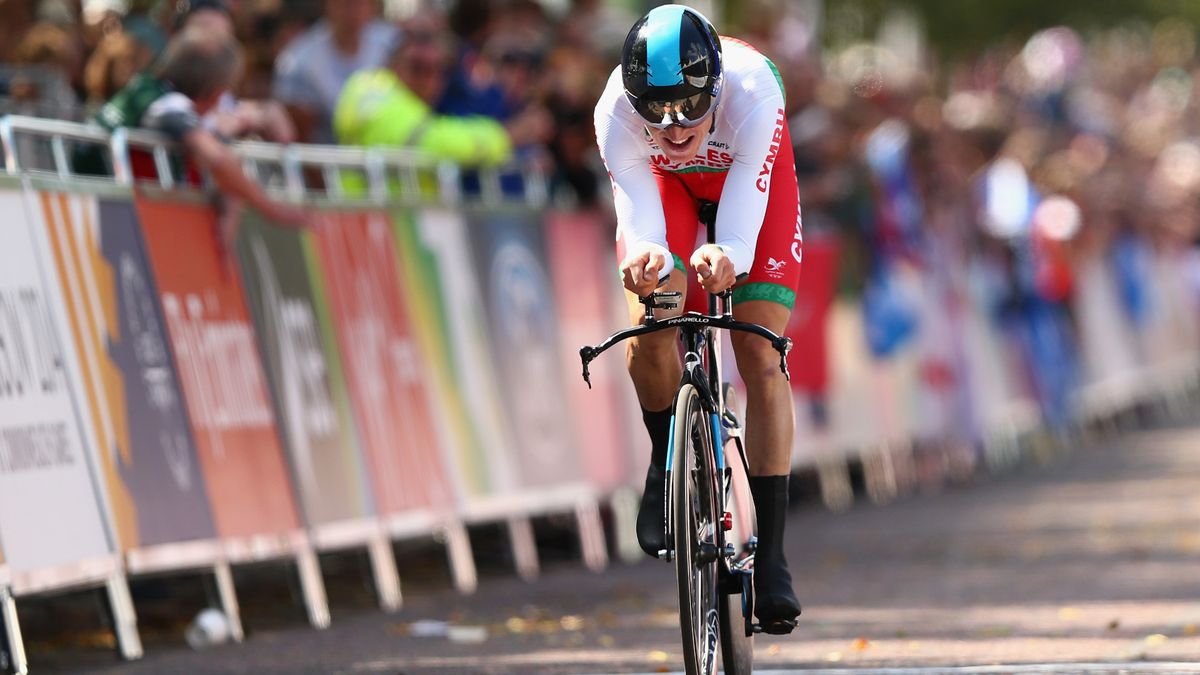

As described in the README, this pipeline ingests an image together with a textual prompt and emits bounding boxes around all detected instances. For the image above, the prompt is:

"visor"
[629,89,715,129]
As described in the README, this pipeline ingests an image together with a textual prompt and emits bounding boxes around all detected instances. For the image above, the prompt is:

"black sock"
[642,406,672,469]
[750,475,790,560]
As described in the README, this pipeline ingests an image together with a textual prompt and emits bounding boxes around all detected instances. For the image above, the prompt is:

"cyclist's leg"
[728,127,803,629]
[622,166,699,556]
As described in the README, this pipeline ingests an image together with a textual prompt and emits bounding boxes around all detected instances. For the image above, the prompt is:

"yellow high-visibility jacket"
[334,68,512,165]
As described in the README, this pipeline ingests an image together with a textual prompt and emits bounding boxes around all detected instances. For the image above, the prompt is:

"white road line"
[583,664,1200,675]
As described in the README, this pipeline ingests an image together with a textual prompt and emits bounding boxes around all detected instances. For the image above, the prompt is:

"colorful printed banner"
[237,213,372,525]
[544,212,634,491]
[390,208,511,496]
[0,186,112,572]
[310,210,457,513]
[34,190,216,550]
[465,210,583,488]
[135,196,299,539]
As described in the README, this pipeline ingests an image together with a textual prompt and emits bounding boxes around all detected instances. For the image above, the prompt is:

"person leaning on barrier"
[88,29,308,227]
[175,0,296,145]
[334,27,551,165]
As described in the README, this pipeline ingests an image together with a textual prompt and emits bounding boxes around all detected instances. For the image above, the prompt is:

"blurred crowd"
[0,0,641,206]
[3,0,1200,448]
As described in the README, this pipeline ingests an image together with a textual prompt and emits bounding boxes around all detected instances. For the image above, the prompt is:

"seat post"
[698,199,718,245]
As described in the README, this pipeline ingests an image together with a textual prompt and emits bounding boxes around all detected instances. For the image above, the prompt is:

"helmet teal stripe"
[644,4,687,87]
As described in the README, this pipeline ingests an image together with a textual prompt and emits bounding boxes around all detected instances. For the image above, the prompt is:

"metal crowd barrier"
[0,115,607,674]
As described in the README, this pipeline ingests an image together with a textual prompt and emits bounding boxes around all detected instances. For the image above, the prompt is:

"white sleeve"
[715,97,787,276]
[594,92,672,266]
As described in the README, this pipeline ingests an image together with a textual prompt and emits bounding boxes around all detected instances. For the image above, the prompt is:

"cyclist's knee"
[627,328,678,366]
[731,331,782,384]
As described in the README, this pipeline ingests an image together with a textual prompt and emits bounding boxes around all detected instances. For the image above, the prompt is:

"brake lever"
[579,346,595,389]
[774,337,792,382]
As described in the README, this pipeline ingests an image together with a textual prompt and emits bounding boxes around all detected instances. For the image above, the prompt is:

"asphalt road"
[21,416,1200,674]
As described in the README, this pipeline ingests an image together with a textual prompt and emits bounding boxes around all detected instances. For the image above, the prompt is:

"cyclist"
[594,5,802,634]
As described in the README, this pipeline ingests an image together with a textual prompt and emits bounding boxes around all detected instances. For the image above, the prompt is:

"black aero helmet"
[621,5,723,129]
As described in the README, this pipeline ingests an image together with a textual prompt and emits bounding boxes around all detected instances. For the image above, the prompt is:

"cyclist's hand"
[620,244,671,296]
[691,244,736,294]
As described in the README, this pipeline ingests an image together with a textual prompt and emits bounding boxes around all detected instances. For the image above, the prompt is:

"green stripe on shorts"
[732,281,795,309]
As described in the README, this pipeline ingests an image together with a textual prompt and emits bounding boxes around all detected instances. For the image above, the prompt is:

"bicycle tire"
[671,383,721,675]
[718,383,754,675]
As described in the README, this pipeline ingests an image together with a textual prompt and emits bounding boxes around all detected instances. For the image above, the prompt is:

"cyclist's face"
[648,124,705,164]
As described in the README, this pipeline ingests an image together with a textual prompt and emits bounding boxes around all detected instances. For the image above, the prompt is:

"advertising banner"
[135,197,299,539]
[465,210,582,488]
[237,213,372,525]
[786,236,839,396]
[544,212,631,491]
[0,187,112,572]
[34,190,216,550]
[390,208,513,496]
[310,210,457,513]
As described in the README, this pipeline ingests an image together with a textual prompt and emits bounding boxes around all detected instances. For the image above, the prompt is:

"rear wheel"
[671,383,721,675]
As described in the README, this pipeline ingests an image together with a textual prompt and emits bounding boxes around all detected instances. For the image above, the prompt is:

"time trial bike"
[579,201,793,675]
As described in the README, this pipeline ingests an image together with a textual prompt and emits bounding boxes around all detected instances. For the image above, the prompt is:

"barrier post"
[507,517,539,582]
[212,561,244,642]
[575,497,608,572]
[105,573,143,660]
[0,586,26,675]
[294,546,330,630]
[443,522,477,594]
[366,533,402,613]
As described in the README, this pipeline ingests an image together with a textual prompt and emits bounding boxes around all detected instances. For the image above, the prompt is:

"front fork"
[660,345,729,563]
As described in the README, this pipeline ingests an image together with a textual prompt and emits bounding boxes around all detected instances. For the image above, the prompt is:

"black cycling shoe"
[754,560,801,633]
[636,463,666,557]
[751,475,802,632]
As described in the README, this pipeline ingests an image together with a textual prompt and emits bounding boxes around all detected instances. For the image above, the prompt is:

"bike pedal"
[753,618,798,636]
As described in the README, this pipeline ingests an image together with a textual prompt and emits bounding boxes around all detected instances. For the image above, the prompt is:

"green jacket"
[334,69,512,166]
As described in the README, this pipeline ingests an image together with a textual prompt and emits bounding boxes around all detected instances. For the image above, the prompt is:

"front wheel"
[671,384,721,675]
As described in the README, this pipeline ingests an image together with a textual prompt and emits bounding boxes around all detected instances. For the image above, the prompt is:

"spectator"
[7,22,81,117]
[82,14,164,109]
[334,26,547,165]
[91,29,308,227]
[272,0,397,143]
[178,0,296,144]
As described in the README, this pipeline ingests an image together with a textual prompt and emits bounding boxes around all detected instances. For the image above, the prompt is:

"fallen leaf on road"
[1185,624,1197,636]
[852,637,870,651]
[560,615,584,631]
[1107,619,1120,631]
[504,617,527,634]
[1058,607,1082,621]
[1146,634,1168,645]
[599,635,615,648]
[825,651,843,662]
[648,650,669,662]
[767,645,781,656]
